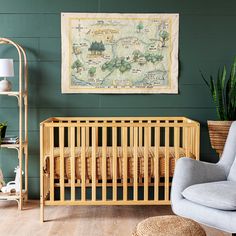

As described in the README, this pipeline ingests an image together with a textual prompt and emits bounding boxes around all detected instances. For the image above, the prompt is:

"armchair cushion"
[182,181,236,210]
[227,155,236,181]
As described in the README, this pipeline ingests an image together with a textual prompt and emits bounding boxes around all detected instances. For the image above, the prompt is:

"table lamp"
[0,59,14,92]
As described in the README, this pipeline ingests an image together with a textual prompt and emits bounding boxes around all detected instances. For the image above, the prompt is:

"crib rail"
[40,117,200,222]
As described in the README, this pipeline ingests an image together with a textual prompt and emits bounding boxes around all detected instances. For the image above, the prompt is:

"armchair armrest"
[171,157,227,203]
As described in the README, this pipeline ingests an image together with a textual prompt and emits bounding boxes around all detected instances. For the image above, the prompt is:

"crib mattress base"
[45,147,194,180]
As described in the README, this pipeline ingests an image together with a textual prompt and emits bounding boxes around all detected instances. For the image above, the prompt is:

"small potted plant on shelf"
[201,56,236,156]
[0,121,7,144]
[0,168,5,190]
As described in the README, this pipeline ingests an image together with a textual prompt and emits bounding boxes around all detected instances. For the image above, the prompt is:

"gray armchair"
[171,121,236,235]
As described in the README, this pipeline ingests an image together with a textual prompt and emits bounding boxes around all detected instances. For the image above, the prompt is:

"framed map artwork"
[61,13,179,93]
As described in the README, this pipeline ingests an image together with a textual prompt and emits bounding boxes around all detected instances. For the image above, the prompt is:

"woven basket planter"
[207,120,233,156]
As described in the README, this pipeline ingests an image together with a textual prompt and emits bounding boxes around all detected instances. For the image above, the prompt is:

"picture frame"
[61,13,179,94]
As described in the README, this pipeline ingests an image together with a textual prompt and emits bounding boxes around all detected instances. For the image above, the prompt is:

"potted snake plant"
[201,56,236,156]
[0,121,7,144]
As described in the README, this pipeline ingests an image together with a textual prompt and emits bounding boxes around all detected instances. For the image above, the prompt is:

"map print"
[61,13,179,93]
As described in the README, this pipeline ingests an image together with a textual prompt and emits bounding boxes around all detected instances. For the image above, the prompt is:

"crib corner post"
[196,123,200,161]
[40,123,45,223]
[40,195,44,223]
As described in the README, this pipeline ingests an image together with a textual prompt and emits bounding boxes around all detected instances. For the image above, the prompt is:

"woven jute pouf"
[132,215,206,236]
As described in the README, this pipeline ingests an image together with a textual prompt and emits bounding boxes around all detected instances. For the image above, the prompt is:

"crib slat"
[186,127,190,156]
[81,127,86,201]
[139,121,143,146]
[133,127,138,201]
[144,126,149,201]
[102,126,107,201]
[49,127,54,201]
[86,120,89,146]
[68,120,71,147]
[77,121,80,147]
[191,127,195,155]
[182,123,186,149]
[130,121,134,147]
[189,127,192,154]
[148,121,151,146]
[59,127,65,201]
[191,127,194,155]
[112,126,117,201]
[122,126,128,201]
[92,127,96,201]
[174,121,180,160]
[154,125,160,201]
[70,127,75,201]
[196,124,200,160]
[164,124,170,201]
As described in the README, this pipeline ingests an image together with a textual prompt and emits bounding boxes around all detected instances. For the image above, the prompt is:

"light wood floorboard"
[0,201,230,236]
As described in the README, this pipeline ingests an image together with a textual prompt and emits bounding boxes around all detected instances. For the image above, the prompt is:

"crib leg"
[40,196,44,223]
[18,197,23,210]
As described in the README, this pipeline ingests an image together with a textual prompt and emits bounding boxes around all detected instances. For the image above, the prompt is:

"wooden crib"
[40,117,200,222]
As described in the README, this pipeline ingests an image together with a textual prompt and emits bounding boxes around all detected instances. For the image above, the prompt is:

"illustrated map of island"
[69,16,172,89]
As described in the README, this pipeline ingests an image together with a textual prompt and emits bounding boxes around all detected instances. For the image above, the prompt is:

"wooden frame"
[40,117,199,222]
[0,38,28,209]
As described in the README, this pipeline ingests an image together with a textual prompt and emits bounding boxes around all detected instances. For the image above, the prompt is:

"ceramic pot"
[0,79,12,92]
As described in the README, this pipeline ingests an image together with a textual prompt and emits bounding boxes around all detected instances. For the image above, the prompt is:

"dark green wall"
[0,0,236,199]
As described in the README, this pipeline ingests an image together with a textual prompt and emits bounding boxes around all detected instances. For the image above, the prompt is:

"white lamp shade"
[0,59,14,77]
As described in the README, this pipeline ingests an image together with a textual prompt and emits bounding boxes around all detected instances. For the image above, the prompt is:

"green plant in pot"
[201,56,236,156]
[0,121,7,144]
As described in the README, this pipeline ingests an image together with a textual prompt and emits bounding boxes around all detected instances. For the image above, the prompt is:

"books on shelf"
[1,135,19,144]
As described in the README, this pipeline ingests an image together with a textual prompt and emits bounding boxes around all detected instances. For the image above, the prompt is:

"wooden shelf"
[0,91,27,97]
[0,190,26,201]
[0,142,27,149]
[0,91,19,96]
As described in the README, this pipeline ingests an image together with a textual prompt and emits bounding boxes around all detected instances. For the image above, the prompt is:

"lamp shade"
[0,59,14,77]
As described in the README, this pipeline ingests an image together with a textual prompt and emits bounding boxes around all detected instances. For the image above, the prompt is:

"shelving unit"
[0,38,28,209]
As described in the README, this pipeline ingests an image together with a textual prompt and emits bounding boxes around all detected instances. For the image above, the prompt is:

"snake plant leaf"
[221,66,227,89]
[209,76,216,102]
[231,89,236,110]
[230,56,236,88]
[217,67,226,120]
[209,75,222,120]
[227,58,236,120]
[200,70,210,88]
[201,56,236,121]
[226,75,231,118]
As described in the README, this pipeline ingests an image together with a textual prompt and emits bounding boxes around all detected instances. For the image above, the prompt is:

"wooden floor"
[0,201,230,236]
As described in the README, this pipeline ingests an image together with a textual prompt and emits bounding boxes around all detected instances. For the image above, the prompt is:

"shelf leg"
[24,147,29,202]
